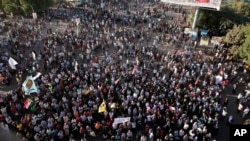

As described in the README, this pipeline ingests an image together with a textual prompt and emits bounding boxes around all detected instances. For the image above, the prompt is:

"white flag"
[32,51,36,60]
[8,57,18,70]
[76,18,81,26]
[33,72,42,80]
[74,61,78,72]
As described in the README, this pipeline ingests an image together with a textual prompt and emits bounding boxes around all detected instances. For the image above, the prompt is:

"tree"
[238,25,250,64]
[231,1,250,16]
[190,1,250,31]
[223,25,245,46]
[0,0,4,13]
[2,0,21,14]
[1,0,55,14]
[197,9,221,29]
[225,24,250,64]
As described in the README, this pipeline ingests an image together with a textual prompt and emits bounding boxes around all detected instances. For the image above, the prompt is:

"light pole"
[192,7,200,29]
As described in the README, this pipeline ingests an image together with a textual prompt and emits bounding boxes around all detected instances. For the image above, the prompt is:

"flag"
[169,106,176,111]
[75,18,81,26]
[33,72,42,80]
[84,88,91,95]
[32,51,36,60]
[110,103,118,109]
[8,57,18,70]
[98,101,106,113]
[114,77,120,85]
[22,76,38,95]
[219,68,224,75]
[195,77,199,85]
[196,0,209,3]
[132,65,137,75]
[207,68,211,74]
[23,98,33,109]
[74,60,78,72]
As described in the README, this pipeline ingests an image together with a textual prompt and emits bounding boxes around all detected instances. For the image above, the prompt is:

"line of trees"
[0,0,56,15]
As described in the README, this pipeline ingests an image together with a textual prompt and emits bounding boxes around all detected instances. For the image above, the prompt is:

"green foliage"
[229,45,240,59]
[223,25,245,46]
[197,9,221,29]
[231,1,250,16]
[2,0,21,14]
[191,1,250,30]
[1,0,55,14]
[239,32,250,64]
[225,24,250,65]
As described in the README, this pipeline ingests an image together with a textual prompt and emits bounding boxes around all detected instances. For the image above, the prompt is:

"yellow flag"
[98,101,106,113]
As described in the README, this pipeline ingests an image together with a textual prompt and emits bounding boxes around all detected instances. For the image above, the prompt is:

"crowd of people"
[0,0,250,141]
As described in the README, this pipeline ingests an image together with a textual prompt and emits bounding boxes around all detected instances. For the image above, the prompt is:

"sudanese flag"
[23,98,33,109]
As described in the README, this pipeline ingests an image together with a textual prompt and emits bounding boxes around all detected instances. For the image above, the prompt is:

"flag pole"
[192,7,200,29]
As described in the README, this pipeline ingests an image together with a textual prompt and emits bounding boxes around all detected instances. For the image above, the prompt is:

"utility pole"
[192,7,200,29]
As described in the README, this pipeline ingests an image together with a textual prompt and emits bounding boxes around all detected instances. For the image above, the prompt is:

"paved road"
[216,84,246,141]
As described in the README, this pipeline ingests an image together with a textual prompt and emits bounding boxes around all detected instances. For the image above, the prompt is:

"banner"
[184,28,192,34]
[161,0,222,10]
[32,13,37,19]
[112,117,131,127]
[196,0,209,2]
[200,37,209,46]
[22,76,38,95]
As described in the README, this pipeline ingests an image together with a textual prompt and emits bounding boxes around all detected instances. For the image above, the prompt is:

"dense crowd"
[0,0,250,141]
